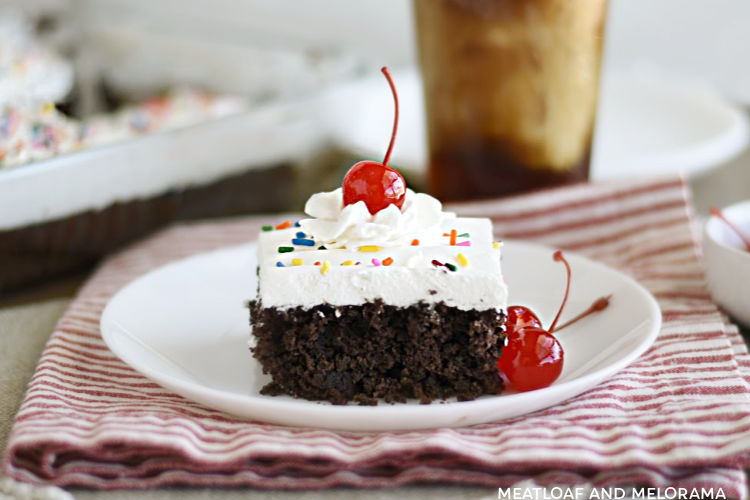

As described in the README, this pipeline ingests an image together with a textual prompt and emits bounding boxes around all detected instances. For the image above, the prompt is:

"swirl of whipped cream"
[299,188,455,249]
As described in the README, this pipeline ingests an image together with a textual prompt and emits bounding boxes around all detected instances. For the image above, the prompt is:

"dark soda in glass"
[414,0,608,201]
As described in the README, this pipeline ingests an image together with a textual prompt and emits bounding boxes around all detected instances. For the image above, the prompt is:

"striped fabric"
[4,175,750,496]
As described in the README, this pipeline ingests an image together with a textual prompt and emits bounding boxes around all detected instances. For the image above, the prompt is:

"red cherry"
[497,251,571,391]
[342,161,406,214]
[498,251,613,392]
[505,305,543,331]
[342,67,406,215]
[497,327,564,392]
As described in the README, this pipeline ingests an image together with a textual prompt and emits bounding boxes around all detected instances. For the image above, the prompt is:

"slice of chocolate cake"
[249,187,508,405]
[249,67,506,404]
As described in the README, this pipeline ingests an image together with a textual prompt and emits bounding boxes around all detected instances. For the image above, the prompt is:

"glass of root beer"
[413,0,608,201]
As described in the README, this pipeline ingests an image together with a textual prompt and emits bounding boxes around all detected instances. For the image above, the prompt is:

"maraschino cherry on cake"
[248,68,509,404]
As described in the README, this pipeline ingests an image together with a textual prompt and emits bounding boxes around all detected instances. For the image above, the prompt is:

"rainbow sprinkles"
[262,218,491,275]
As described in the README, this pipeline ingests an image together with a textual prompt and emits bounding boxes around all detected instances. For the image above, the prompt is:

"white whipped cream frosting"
[299,188,455,249]
[257,187,508,311]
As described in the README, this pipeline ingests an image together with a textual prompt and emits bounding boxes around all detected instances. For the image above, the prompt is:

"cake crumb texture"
[249,300,505,405]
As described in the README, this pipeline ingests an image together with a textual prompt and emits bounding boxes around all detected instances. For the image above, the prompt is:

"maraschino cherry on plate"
[499,251,612,392]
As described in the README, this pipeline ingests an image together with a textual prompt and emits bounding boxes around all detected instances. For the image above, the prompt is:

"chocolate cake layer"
[249,300,506,405]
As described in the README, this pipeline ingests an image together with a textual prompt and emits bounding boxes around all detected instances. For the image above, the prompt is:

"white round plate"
[100,240,661,431]
[323,68,748,181]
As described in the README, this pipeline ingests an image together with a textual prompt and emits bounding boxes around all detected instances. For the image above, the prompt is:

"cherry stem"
[380,66,399,168]
[548,250,571,333]
[554,295,612,333]
[709,207,750,252]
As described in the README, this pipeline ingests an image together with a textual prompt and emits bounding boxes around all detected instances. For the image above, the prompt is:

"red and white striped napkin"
[5,175,750,496]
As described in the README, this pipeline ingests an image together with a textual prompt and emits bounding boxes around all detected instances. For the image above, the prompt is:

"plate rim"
[100,239,661,431]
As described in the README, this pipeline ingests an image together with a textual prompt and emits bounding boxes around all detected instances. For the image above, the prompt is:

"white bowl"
[704,200,750,328]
